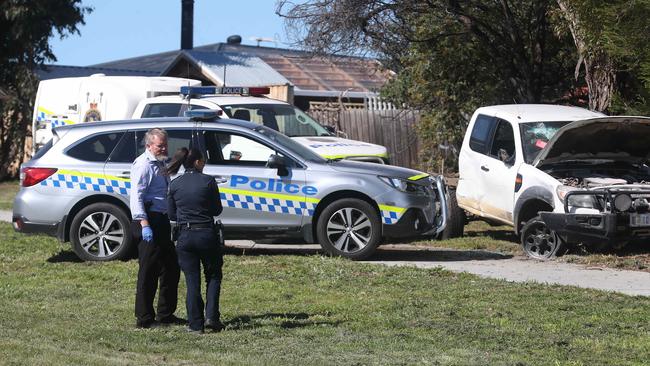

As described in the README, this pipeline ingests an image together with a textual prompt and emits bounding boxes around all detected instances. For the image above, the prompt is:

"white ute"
[451,104,650,259]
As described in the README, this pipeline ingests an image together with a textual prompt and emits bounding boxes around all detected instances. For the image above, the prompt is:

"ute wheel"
[70,203,134,261]
[438,189,465,239]
[520,216,565,260]
[316,198,381,260]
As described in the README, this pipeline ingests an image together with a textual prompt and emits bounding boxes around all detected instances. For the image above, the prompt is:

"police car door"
[200,129,306,231]
[104,129,194,200]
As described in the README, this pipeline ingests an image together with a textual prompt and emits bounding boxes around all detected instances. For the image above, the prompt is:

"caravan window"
[141,103,183,118]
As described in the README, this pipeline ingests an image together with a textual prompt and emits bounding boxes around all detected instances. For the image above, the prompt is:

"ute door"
[475,118,519,224]
[457,114,498,213]
[200,129,306,230]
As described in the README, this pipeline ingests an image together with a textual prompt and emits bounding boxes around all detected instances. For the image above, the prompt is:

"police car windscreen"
[221,104,330,137]
[255,126,326,163]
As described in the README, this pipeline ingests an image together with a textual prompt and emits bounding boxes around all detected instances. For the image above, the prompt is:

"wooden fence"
[309,109,423,169]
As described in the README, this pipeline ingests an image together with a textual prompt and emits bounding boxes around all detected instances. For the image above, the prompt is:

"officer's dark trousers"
[176,227,223,331]
[135,212,180,324]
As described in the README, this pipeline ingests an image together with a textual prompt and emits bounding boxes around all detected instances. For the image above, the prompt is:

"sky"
[49,0,296,66]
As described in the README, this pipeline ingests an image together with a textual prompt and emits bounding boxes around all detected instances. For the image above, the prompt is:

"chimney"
[181,0,194,50]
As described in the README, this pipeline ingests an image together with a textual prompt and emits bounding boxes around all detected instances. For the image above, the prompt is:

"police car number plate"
[630,213,650,227]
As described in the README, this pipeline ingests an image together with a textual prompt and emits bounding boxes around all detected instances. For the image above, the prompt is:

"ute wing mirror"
[267,154,289,177]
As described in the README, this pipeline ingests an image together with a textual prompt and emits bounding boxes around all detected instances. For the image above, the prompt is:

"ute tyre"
[438,190,465,239]
[520,215,566,260]
[70,203,133,261]
[316,198,381,260]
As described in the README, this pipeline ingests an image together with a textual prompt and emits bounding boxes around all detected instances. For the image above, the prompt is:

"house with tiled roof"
[38,0,392,112]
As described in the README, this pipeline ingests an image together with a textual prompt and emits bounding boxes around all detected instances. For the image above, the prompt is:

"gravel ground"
[4,210,649,297]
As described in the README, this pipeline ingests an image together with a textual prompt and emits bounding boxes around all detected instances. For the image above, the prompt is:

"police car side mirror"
[267,154,289,177]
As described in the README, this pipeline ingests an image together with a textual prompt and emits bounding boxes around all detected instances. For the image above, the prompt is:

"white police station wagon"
[13,113,447,261]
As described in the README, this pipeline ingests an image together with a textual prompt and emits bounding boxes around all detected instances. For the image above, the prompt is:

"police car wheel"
[70,203,133,261]
[316,198,381,260]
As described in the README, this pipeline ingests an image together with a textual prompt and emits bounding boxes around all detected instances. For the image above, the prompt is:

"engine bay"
[544,163,650,188]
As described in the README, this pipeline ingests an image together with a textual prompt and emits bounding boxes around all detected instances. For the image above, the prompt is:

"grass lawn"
[1,223,649,365]
[0,179,19,210]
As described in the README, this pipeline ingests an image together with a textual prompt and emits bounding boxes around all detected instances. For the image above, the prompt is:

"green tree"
[277,0,579,172]
[0,0,91,180]
[555,0,650,114]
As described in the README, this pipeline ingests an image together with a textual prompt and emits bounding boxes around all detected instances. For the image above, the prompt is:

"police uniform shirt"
[130,149,170,220]
[168,169,223,224]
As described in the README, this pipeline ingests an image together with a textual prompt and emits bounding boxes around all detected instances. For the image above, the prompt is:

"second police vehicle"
[32,75,389,163]
[14,112,448,261]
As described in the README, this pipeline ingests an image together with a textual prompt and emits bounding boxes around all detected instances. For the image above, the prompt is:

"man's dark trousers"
[135,212,180,324]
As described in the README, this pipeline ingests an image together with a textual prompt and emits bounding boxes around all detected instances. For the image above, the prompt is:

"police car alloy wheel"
[70,203,133,261]
[316,198,381,260]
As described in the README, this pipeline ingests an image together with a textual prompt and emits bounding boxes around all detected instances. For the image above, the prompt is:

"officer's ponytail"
[166,147,204,175]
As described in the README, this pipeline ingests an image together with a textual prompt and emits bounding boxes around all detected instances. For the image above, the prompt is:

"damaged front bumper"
[541,188,650,245]
[382,175,448,239]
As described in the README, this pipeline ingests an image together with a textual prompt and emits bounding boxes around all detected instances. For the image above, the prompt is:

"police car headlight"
[378,176,426,195]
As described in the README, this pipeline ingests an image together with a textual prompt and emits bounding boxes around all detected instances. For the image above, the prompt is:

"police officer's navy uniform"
[130,149,180,327]
[168,168,224,332]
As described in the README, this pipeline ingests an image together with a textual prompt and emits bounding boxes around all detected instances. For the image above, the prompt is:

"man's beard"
[155,154,168,162]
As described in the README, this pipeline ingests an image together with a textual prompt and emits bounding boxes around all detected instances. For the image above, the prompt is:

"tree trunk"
[556,0,616,112]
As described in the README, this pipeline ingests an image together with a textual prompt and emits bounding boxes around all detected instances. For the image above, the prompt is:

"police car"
[133,86,390,163]
[13,112,447,261]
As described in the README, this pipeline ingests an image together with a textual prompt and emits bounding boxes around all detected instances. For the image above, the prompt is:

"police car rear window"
[66,132,124,162]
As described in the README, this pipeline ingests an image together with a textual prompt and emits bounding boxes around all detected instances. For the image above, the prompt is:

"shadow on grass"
[223,246,323,257]
[46,248,139,263]
[225,312,342,330]
[47,250,84,263]
[367,248,512,262]
[223,244,511,262]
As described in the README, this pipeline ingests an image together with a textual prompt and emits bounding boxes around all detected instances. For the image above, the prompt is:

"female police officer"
[167,147,225,333]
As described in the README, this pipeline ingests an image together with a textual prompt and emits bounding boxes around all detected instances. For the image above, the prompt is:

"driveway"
[3,210,649,296]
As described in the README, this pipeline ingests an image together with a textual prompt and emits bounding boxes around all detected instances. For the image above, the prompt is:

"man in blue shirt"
[130,128,181,328]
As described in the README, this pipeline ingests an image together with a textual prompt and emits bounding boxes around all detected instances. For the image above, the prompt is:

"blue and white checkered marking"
[40,171,131,195]
[36,106,75,128]
[379,204,406,225]
[220,191,316,216]
[380,210,401,224]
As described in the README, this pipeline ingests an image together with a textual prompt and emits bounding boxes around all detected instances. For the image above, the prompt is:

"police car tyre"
[70,203,133,261]
[316,198,381,260]
[438,190,465,240]
[520,216,566,260]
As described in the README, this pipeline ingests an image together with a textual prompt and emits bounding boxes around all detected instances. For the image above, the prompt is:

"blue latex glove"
[142,226,153,242]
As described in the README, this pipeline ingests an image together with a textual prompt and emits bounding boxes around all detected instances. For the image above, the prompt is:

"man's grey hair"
[145,128,168,145]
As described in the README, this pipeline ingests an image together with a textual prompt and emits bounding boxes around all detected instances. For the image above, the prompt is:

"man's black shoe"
[205,318,225,332]
[156,315,186,325]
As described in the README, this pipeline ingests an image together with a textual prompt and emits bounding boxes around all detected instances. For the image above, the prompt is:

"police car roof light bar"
[179,86,270,97]
[180,86,217,96]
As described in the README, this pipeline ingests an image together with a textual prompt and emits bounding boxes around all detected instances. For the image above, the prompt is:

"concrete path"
[3,210,649,297]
